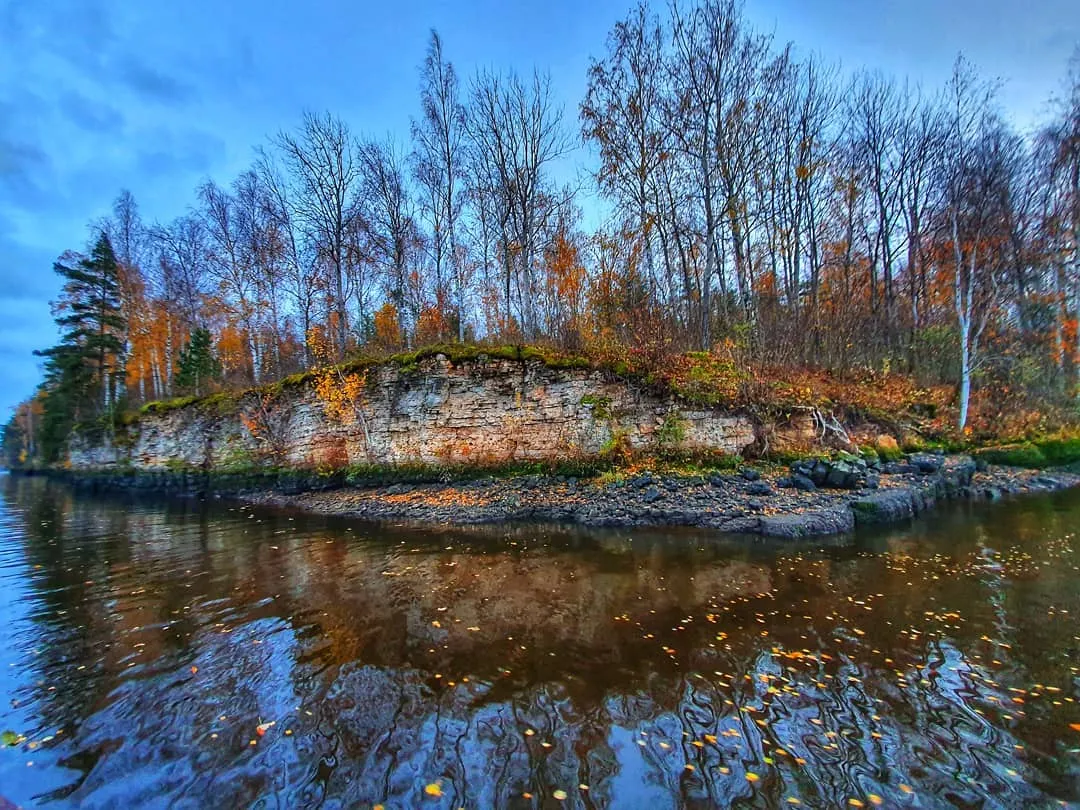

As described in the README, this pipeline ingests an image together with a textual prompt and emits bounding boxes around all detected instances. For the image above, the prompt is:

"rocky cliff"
[70,354,793,471]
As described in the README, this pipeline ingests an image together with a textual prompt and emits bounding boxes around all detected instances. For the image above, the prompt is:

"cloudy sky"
[1,0,1076,421]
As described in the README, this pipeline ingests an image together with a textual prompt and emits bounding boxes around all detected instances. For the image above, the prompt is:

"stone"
[909,453,943,474]
[790,474,817,492]
[759,507,855,538]
[882,462,918,475]
[642,486,663,503]
[850,490,918,525]
[746,481,774,496]
[739,467,761,481]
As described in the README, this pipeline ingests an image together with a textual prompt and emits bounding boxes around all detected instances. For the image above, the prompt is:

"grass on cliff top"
[134,341,943,420]
[136,344,592,418]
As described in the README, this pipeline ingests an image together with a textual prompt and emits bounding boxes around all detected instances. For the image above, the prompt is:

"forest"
[4,0,1080,464]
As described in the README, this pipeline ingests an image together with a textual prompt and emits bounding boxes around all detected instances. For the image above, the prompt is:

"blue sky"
[1,0,1077,421]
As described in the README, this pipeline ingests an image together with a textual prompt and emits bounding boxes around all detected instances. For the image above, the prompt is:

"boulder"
[909,453,943,474]
[850,490,918,525]
[760,507,855,538]
[791,455,866,489]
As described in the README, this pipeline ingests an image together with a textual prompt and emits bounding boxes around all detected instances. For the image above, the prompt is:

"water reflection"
[1,473,1079,807]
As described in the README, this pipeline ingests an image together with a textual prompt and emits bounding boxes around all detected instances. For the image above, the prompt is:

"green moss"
[973,443,1047,468]
[140,395,200,416]
[877,443,904,462]
[580,394,613,420]
[385,343,590,372]
[656,412,688,455]
[850,500,880,515]
[1032,436,1080,467]
[341,457,615,486]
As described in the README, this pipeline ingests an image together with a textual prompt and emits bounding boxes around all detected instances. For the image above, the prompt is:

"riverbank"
[15,452,1080,539]
[243,454,1079,538]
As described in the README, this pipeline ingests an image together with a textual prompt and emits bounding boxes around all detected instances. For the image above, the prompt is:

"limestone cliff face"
[68,355,760,470]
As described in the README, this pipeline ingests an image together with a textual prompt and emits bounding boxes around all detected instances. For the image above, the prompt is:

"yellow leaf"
[553,789,567,800]
[425,783,443,798]
[746,772,760,783]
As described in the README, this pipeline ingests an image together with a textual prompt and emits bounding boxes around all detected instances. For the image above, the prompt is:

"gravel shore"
[243,455,1080,539]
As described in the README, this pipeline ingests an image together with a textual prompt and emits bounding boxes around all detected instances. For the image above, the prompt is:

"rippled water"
[1,473,1080,808]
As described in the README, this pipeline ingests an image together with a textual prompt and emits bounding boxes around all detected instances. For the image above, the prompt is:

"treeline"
[5,0,1080,464]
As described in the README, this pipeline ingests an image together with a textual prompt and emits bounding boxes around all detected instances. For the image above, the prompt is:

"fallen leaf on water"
[1070,723,1080,732]
[899,784,914,795]
[553,789,567,800]
[256,722,275,737]
[190,666,198,674]
[424,782,443,797]
[746,772,760,783]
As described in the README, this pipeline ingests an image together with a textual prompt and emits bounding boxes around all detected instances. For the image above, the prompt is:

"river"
[0,472,1078,808]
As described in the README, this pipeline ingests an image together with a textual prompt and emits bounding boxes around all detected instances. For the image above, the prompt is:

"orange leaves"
[416,300,453,346]
[1070,723,1080,732]
[313,366,368,426]
[373,303,403,350]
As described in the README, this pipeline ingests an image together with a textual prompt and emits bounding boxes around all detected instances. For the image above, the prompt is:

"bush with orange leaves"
[305,328,373,459]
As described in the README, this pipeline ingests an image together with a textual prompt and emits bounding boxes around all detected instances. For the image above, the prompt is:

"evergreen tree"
[34,233,127,461]
[174,328,222,396]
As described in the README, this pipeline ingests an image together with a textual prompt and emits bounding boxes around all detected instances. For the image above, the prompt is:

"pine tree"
[175,328,222,396]
[34,233,127,461]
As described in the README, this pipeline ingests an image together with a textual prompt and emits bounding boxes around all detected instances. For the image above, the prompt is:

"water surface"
[1,473,1079,808]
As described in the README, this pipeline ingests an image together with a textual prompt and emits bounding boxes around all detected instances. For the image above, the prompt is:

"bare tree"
[256,149,326,366]
[466,68,570,339]
[944,56,1003,430]
[273,112,363,357]
[360,137,418,340]
[412,30,468,340]
[582,2,669,289]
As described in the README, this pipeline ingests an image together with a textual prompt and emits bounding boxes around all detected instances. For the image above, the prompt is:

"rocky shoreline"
[242,453,1080,539]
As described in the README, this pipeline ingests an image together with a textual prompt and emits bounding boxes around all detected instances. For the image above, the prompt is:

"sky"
[0,0,1077,421]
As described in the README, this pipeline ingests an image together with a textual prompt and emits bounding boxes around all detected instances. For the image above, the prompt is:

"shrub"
[1032,436,1080,467]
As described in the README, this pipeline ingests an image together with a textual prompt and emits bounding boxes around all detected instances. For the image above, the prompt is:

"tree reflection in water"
[1,474,1079,808]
